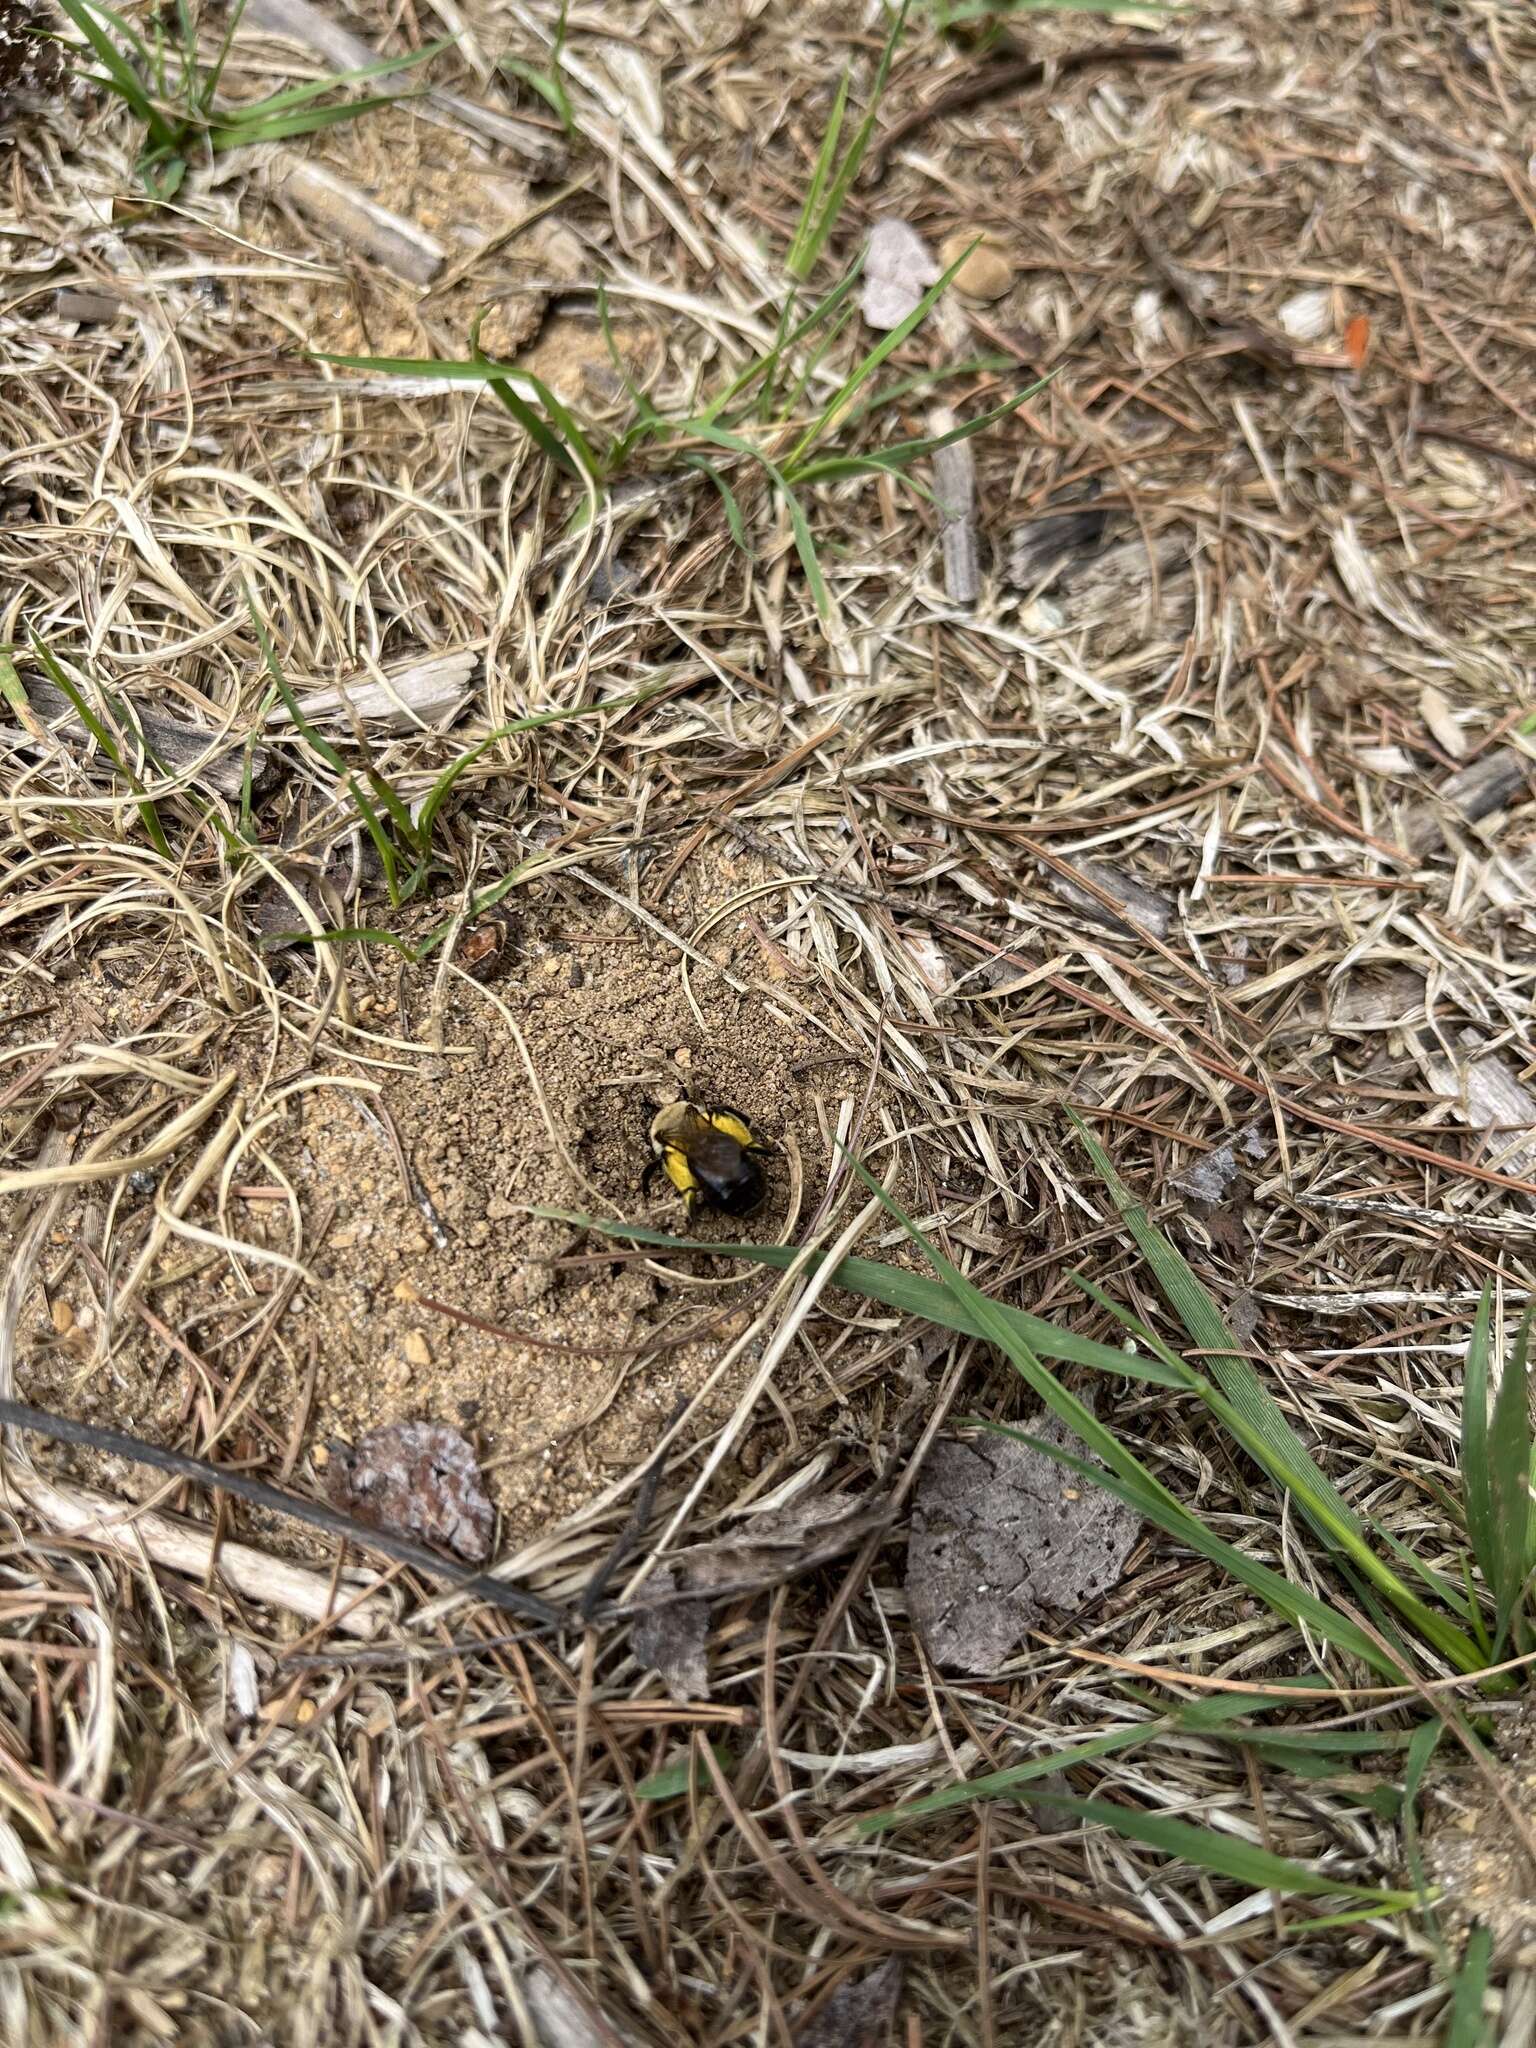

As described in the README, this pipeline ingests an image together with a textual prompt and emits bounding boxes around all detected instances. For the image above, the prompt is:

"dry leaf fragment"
[1006,485,1107,591]
[325,1422,494,1562]
[792,1958,904,2048]
[907,1422,1139,1672]
[632,1565,709,1701]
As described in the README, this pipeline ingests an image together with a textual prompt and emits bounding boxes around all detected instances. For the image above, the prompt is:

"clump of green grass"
[56,0,445,199]
[243,596,670,955]
[314,275,1036,617]
[311,0,1037,614]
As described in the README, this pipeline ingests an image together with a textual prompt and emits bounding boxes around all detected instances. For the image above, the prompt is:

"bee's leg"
[640,1155,664,1201]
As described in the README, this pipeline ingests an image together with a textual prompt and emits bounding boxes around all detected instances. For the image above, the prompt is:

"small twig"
[869,42,1182,174]
[0,1399,569,1630]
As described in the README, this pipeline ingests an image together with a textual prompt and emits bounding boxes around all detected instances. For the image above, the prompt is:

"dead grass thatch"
[4,0,1536,2040]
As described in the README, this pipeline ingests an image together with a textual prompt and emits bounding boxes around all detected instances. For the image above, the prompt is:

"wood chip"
[267,651,477,732]
[930,407,978,605]
[325,1421,495,1563]
[1404,749,1535,854]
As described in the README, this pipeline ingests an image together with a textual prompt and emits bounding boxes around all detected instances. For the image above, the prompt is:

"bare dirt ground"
[3,0,1536,2041]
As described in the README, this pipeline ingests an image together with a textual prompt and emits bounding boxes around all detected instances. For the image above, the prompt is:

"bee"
[644,1100,772,1219]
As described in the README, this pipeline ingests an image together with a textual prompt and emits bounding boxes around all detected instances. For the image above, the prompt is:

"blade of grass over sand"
[532,1209,1182,1385]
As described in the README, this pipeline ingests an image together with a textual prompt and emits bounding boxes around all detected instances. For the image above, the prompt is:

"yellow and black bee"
[644,1100,772,1219]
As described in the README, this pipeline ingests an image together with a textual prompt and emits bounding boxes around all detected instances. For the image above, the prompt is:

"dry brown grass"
[3,0,1536,2040]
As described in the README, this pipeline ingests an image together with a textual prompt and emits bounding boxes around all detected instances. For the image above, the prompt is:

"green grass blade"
[859,1724,1158,1835]
[246,595,401,904]
[636,1741,731,1802]
[530,1208,1184,1386]
[200,0,249,106]
[775,303,857,425]
[676,418,828,611]
[500,55,576,136]
[787,379,1051,485]
[1444,1926,1492,2048]
[1016,1789,1422,1905]
[697,266,863,429]
[842,353,1017,425]
[210,91,426,147]
[1488,1306,1533,1650]
[990,1425,1396,1673]
[313,347,599,479]
[403,682,667,886]
[217,38,447,120]
[1072,1116,1366,1534]
[824,1145,1403,1673]
[785,241,974,468]
[1463,1287,1494,1579]
[55,0,177,144]
[26,632,171,858]
[1068,1163,1484,1665]
[789,0,909,282]
[683,455,751,555]
[786,70,848,280]
[474,350,601,479]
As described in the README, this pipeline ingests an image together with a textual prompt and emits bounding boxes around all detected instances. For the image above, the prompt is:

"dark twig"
[869,42,1182,174]
[0,1398,570,1629]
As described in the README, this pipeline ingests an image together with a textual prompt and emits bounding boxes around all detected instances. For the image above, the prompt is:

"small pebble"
[941,231,1014,302]
[49,1299,74,1335]
[403,1331,432,1368]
